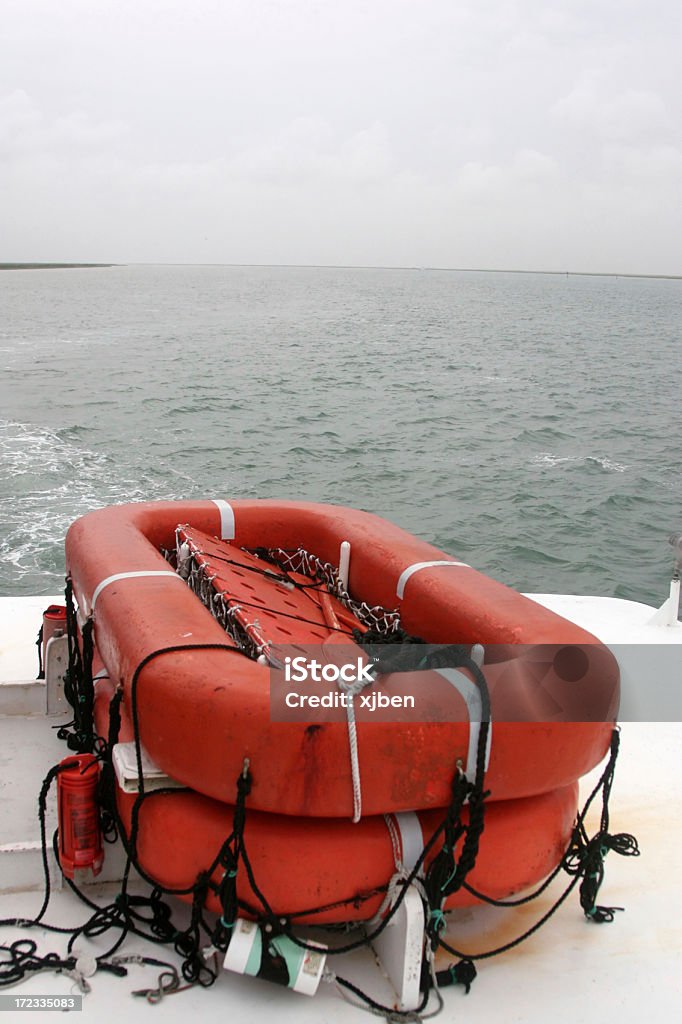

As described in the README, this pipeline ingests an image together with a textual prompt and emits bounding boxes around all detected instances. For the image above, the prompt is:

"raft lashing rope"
[0,546,640,1020]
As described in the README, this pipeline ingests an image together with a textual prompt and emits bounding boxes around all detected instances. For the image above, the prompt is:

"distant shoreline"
[435,267,682,281]
[0,263,117,270]
[0,262,679,281]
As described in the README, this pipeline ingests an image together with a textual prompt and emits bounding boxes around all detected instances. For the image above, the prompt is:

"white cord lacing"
[337,672,375,823]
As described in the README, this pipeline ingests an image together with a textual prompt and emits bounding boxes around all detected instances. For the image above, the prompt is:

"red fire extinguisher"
[57,753,104,879]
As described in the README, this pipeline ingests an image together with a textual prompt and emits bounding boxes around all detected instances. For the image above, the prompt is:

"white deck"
[0,595,680,1020]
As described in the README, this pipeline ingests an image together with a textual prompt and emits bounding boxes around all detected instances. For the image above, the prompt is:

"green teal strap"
[244,927,263,977]
[269,935,304,988]
[429,908,446,933]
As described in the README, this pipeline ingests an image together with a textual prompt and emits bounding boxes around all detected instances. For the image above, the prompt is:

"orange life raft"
[66,499,619,818]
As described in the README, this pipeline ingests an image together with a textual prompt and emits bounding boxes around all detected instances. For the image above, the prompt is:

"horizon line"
[1,261,680,281]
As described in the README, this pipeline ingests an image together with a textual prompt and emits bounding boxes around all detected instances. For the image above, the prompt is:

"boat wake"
[0,419,200,592]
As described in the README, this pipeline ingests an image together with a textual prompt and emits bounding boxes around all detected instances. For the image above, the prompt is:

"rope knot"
[450,958,477,994]
[237,761,252,797]
[427,907,447,948]
[585,905,622,924]
[604,831,640,858]
[429,908,446,930]
[577,829,633,924]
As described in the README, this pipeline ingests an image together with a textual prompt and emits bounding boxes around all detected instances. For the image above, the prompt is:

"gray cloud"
[1,0,680,272]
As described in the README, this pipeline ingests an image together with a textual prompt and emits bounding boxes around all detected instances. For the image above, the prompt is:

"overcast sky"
[1,0,680,273]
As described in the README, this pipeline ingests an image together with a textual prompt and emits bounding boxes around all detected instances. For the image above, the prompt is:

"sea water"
[1,264,680,605]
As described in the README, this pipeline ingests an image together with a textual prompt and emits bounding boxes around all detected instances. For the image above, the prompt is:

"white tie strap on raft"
[390,811,425,876]
[372,812,426,922]
[90,499,234,614]
[396,560,470,600]
[90,571,182,614]
[435,667,492,781]
[373,812,428,1010]
[211,499,235,540]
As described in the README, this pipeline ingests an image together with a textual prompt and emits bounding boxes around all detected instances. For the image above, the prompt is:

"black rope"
[335,971,431,1019]
[437,728,639,968]
[274,885,388,922]
[97,685,124,843]
[125,641,242,855]
[0,638,245,991]
[563,730,640,923]
[112,643,250,978]
[0,763,131,988]
[3,635,249,992]
[36,624,44,679]
[435,958,477,994]
[57,579,96,753]
[211,769,254,949]
[0,761,80,935]
[0,938,127,988]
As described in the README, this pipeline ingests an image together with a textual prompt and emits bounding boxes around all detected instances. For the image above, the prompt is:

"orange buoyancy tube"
[95,673,578,926]
[116,782,578,926]
[67,500,619,817]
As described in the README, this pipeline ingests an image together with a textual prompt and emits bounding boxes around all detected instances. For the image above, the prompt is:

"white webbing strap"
[91,571,181,613]
[373,812,426,926]
[211,499,235,540]
[435,668,492,780]
[396,560,469,599]
[392,811,424,876]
